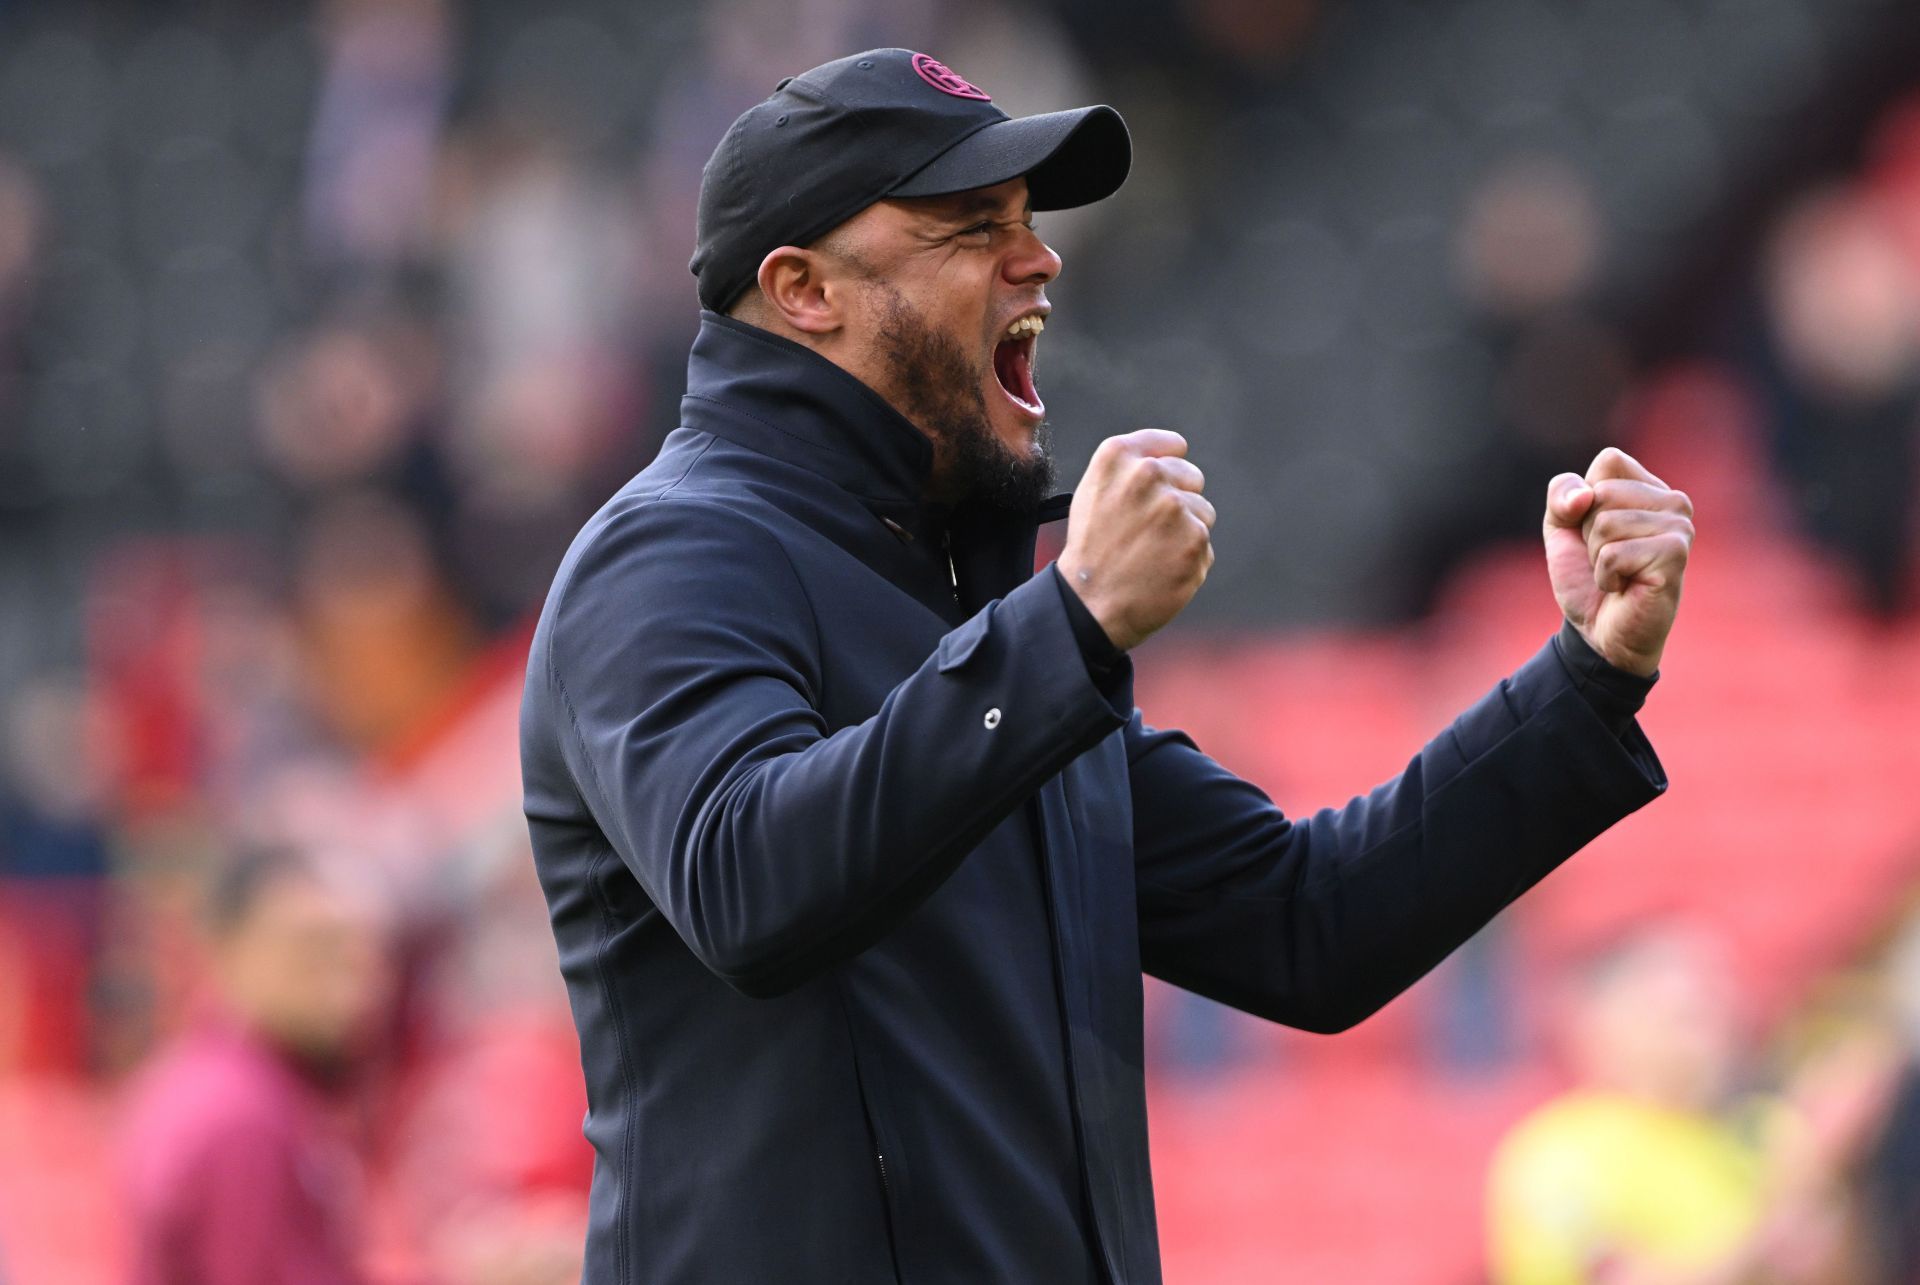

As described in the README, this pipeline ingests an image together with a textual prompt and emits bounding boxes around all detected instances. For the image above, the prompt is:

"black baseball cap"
[690,48,1131,313]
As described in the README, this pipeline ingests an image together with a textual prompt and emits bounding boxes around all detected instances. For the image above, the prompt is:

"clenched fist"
[1058,429,1215,651]
[1543,447,1695,678]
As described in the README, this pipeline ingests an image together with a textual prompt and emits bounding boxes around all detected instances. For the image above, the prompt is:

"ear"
[756,246,844,336]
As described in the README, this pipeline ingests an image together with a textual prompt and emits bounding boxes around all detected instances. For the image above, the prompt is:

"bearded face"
[862,277,1055,511]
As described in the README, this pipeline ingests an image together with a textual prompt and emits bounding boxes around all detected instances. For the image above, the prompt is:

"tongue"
[994,338,1036,407]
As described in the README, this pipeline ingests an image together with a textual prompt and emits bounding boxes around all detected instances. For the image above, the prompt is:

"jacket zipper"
[1027,803,1123,1284]
[942,529,960,605]
[874,1148,903,1282]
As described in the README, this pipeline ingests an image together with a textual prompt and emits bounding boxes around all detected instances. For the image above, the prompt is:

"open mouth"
[992,314,1046,420]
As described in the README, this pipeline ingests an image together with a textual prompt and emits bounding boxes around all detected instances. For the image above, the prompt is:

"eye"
[955,221,993,242]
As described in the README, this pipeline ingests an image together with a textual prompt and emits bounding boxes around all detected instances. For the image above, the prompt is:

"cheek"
[919,265,999,350]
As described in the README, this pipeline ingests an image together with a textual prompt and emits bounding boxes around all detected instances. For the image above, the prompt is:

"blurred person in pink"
[119,846,392,1285]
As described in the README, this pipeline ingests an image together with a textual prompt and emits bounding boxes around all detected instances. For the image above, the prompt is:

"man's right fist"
[1057,429,1215,651]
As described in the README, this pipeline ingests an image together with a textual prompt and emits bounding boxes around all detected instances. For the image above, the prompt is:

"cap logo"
[912,53,990,101]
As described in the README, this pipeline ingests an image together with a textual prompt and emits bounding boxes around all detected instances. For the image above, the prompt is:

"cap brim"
[887,105,1131,210]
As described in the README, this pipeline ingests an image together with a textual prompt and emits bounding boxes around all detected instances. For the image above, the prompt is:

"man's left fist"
[1541,447,1694,678]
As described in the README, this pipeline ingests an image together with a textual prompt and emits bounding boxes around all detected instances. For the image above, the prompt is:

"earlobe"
[757,247,840,336]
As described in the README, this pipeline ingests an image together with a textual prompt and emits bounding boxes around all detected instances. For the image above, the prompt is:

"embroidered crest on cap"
[912,53,990,101]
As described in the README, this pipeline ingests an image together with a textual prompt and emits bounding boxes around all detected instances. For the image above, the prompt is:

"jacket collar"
[680,311,935,512]
[678,311,1071,610]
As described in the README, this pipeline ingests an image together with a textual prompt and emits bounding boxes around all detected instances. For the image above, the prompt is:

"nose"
[1004,224,1062,286]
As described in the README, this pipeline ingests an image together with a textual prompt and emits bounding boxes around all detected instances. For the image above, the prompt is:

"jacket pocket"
[837,980,905,1283]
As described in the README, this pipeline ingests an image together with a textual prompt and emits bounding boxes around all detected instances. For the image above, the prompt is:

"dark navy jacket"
[519,312,1668,1284]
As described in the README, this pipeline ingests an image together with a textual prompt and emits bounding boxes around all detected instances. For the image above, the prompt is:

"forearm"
[1135,633,1666,1031]
[561,569,1127,995]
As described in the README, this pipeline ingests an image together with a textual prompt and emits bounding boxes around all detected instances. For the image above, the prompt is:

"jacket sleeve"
[1130,633,1667,1033]
[540,495,1130,997]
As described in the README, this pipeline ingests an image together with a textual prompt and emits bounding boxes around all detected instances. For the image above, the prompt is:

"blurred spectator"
[1177,0,1319,78]
[1487,923,1878,1285]
[303,0,451,276]
[0,150,41,425]
[391,1006,588,1285]
[119,845,392,1285]
[1862,914,1920,1281]
[384,840,589,1285]
[293,490,477,753]
[254,314,445,496]
[1756,189,1920,617]
[1420,154,1632,615]
[0,671,114,1077]
[1458,157,1604,322]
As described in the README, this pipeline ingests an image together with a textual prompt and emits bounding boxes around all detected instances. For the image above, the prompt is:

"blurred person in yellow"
[1487,924,1866,1285]
[119,846,393,1285]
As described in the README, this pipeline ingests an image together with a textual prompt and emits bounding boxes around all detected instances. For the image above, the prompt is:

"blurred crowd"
[0,0,1918,1281]
[1487,917,1920,1284]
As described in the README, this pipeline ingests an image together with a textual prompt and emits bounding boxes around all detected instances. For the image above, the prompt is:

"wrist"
[1596,639,1661,680]
[1055,557,1133,651]
[1566,618,1658,679]
[1050,564,1126,672]
[1567,619,1660,679]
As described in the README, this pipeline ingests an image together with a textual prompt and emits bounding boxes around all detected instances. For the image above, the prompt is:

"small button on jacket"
[519,312,1668,1284]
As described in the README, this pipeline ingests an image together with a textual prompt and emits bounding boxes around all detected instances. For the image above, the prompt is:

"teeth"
[1003,315,1046,340]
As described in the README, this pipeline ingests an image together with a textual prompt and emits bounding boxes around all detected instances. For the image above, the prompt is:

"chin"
[987,416,1048,475]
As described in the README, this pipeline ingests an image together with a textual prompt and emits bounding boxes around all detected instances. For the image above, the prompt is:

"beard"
[866,283,1054,511]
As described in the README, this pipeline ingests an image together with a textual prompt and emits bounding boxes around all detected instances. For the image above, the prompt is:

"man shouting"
[519,47,1692,1285]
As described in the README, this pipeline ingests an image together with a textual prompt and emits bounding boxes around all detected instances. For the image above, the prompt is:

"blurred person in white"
[119,846,392,1285]
[1488,922,1888,1285]
[438,108,644,622]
